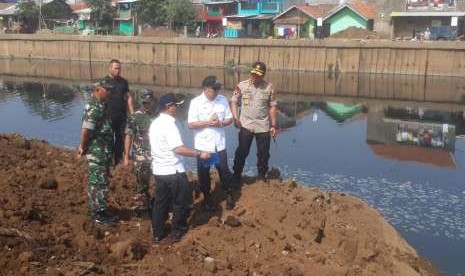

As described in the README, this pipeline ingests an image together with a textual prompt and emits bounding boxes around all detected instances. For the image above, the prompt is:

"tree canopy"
[42,0,73,20]
[135,0,167,27]
[136,0,196,30]
[164,0,196,30]
[84,0,115,30]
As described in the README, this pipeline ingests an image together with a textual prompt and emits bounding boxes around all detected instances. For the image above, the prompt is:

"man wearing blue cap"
[149,93,210,244]
[188,76,235,211]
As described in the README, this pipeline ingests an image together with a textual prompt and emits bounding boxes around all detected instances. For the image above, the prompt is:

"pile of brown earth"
[330,27,385,40]
[0,133,440,275]
[140,27,179,38]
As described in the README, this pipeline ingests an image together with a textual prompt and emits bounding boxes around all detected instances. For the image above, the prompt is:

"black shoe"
[203,197,216,212]
[257,173,267,182]
[231,174,241,189]
[153,233,167,244]
[170,231,186,243]
[94,210,118,227]
[226,192,235,210]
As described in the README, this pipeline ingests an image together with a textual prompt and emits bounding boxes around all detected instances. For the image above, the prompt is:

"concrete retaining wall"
[0,34,464,76]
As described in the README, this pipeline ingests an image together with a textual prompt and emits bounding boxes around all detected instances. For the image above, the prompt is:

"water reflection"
[2,61,465,275]
[2,59,465,106]
[1,81,79,121]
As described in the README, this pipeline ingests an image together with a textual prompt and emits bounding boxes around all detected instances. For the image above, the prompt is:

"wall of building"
[2,34,465,77]
[327,7,368,35]
[393,16,451,38]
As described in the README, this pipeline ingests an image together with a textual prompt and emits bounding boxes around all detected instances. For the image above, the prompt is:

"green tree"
[84,0,115,32]
[42,0,73,20]
[15,0,39,33]
[135,0,167,27]
[164,0,195,31]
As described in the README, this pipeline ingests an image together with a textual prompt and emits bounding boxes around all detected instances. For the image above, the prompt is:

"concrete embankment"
[1,34,465,76]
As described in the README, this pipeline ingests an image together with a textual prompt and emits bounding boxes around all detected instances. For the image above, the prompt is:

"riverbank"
[0,133,440,275]
[1,34,465,76]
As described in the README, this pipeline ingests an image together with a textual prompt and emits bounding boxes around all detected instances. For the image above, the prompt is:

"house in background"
[272,3,335,39]
[323,0,375,36]
[113,0,138,36]
[390,0,465,39]
[224,0,283,38]
[203,0,236,37]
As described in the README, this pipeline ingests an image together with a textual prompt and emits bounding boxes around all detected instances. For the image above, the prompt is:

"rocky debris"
[0,134,440,276]
[224,215,241,227]
[39,177,58,189]
[203,257,217,273]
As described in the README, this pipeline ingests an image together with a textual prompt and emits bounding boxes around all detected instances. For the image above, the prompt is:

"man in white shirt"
[149,93,210,244]
[188,76,235,211]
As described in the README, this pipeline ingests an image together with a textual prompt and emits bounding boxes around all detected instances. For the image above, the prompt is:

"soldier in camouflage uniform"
[123,89,155,212]
[78,79,118,227]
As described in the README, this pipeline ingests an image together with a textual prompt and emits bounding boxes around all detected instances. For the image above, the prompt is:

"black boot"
[225,191,235,210]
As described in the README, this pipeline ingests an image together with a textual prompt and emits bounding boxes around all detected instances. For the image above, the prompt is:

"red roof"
[348,0,376,20]
[194,4,206,21]
[69,3,89,12]
[295,4,337,19]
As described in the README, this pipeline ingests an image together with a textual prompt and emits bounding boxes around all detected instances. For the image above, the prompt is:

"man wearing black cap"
[149,93,210,243]
[123,89,156,213]
[188,76,235,211]
[102,59,134,165]
[231,61,279,184]
[78,78,118,227]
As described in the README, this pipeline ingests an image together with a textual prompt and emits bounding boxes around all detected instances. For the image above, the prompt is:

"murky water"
[1,60,465,275]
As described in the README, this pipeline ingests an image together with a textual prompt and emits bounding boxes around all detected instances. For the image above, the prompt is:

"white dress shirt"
[187,93,233,152]
[149,113,185,175]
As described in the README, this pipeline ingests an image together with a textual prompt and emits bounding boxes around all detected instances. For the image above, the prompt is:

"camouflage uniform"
[125,109,154,196]
[82,97,114,214]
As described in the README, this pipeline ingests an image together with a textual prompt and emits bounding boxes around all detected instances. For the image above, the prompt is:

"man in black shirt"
[103,59,134,165]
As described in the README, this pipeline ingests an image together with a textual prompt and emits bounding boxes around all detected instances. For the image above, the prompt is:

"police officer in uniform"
[78,79,118,227]
[123,89,156,213]
[231,61,279,184]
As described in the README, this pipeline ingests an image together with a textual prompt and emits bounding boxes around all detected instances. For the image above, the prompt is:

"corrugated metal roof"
[391,11,465,17]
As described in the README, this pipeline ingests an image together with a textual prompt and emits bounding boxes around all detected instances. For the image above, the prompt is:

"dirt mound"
[330,27,383,39]
[0,134,440,275]
[140,27,179,38]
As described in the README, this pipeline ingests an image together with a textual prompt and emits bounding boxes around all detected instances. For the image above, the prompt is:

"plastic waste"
[201,152,220,168]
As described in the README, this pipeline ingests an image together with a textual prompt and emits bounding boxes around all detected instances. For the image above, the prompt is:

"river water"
[0,60,465,275]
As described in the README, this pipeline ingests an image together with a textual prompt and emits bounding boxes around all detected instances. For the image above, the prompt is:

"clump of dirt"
[0,133,440,275]
[330,27,384,39]
[140,27,179,38]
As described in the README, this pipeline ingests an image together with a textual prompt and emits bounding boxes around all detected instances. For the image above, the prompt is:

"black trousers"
[152,172,192,238]
[197,149,232,197]
[111,116,126,165]
[233,127,271,177]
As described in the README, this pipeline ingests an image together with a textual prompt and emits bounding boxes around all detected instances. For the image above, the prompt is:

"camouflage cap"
[93,78,114,90]
[139,89,154,103]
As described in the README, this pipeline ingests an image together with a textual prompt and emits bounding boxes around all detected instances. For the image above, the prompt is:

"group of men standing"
[78,59,279,243]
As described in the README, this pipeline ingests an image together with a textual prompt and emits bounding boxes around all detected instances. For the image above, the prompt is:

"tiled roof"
[194,4,206,21]
[348,0,376,20]
[296,3,337,19]
[69,2,89,12]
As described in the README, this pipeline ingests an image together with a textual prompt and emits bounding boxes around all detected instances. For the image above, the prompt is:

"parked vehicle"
[429,26,456,41]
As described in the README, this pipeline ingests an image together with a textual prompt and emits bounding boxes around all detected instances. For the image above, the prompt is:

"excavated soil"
[0,134,440,276]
